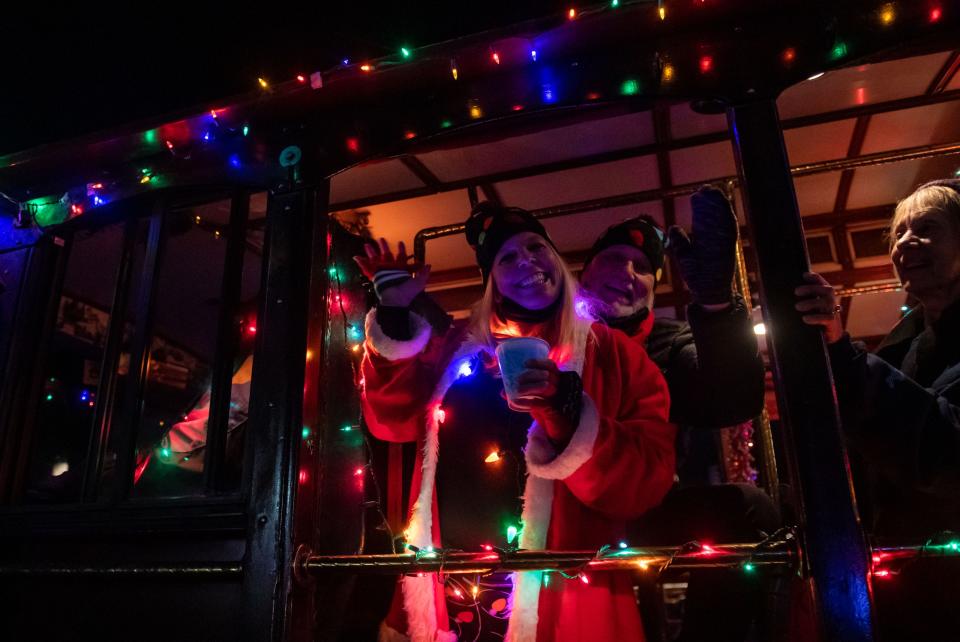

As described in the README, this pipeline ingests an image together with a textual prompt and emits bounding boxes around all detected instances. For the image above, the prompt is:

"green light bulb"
[830,42,848,60]
[506,525,518,544]
[620,79,640,96]
[302,427,311,439]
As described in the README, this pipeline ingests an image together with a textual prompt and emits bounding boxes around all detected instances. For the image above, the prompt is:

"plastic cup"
[495,337,550,409]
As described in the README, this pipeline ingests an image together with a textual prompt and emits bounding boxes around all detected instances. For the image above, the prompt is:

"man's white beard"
[600,297,650,320]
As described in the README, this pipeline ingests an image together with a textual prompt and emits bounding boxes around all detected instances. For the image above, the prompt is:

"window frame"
[0,187,256,524]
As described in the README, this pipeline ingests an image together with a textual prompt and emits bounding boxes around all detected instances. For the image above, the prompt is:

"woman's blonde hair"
[467,244,585,358]
[890,184,960,249]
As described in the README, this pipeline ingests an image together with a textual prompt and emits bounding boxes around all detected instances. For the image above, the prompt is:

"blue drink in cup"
[495,337,551,410]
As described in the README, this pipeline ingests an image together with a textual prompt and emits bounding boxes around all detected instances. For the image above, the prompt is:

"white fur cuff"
[365,308,432,361]
[524,394,600,480]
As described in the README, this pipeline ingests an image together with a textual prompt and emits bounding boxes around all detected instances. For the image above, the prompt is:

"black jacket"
[829,300,960,537]
[642,296,766,484]
[645,296,766,428]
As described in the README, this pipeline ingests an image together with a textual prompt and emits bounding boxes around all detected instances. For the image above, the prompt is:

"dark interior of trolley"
[1,2,959,641]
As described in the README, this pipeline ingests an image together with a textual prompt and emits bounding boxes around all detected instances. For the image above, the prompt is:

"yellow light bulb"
[485,451,501,463]
[658,5,666,20]
[880,3,895,25]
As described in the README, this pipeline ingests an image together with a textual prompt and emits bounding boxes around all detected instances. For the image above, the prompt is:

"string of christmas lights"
[10,0,948,232]
[319,259,399,554]
[244,0,946,96]
[303,524,960,590]
[300,534,799,578]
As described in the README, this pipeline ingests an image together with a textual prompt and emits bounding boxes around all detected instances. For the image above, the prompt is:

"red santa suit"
[362,307,676,642]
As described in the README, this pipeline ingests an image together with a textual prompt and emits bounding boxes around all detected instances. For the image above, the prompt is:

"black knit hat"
[583,216,666,282]
[464,202,556,282]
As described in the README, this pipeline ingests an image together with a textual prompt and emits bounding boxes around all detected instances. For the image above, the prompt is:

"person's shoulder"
[650,317,692,346]
[652,316,689,334]
[590,320,622,344]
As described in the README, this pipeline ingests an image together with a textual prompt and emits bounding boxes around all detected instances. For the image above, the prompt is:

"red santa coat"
[361,308,676,642]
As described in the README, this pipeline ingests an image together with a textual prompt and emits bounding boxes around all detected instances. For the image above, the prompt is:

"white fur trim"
[505,317,593,642]
[402,337,490,642]
[402,574,439,642]
[403,316,597,642]
[506,473,555,642]
[524,394,600,480]
[404,338,487,549]
[365,308,432,361]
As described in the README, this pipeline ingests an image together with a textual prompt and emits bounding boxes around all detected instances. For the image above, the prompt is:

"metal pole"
[241,176,327,642]
[82,219,138,501]
[300,543,796,576]
[727,99,875,642]
[203,188,250,492]
[113,199,166,502]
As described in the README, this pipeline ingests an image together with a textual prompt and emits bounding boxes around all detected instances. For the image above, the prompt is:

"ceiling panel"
[861,101,960,154]
[777,52,952,120]
[669,141,737,185]
[494,155,660,209]
[669,102,728,140]
[330,159,425,204]
[847,155,960,209]
[794,172,842,216]
[541,201,665,255]
[415,111,656,182]
[784,119,857,165]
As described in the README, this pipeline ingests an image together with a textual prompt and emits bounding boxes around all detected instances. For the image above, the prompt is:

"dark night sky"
[1,2,563,156]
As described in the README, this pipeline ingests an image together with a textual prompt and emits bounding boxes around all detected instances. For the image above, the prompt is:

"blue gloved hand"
[667,186,738,306]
